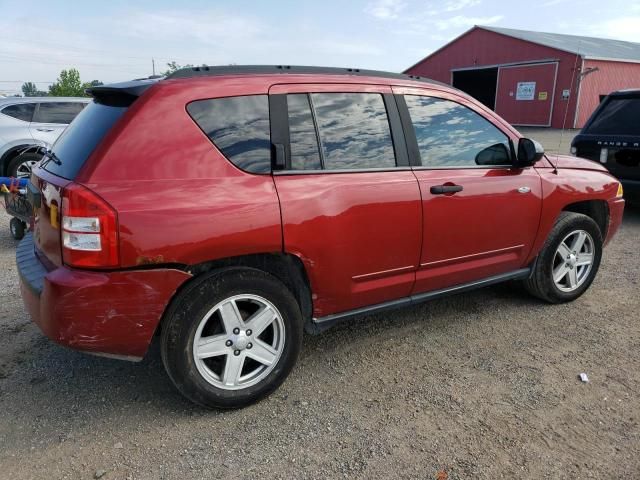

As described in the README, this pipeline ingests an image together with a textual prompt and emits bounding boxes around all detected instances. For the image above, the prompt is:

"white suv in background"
[0,97,90,177]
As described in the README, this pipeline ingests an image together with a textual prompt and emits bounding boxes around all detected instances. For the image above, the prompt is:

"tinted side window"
[311,93,396,170]
[405,96,511,167]
[585,97,640,136]
[187,95,271,174]
[35,102,85,124]
[287,94,321,170]
[1,103,35,122]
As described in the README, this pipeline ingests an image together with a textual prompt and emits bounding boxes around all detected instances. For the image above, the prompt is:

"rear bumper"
[605,197,625,246]
[17,234,191,360]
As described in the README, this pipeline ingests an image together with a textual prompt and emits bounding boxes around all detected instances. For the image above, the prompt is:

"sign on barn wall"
[495,62,557,126]
[516,81,536,100]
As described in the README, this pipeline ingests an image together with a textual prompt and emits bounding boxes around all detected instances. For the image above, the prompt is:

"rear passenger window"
[35,102,85,124]
[311,93,396,170]
[1,103,35,122]
[187,95,271,174]
[405,96,511,167]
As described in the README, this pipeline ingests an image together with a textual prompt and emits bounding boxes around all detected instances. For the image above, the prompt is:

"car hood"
[544,154,608,172]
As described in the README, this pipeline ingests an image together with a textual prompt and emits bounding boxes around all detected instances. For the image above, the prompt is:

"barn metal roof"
[481,26,640,63]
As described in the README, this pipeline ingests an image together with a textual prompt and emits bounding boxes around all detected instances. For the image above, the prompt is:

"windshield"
[585,96,640,136]
[44,101,127,179]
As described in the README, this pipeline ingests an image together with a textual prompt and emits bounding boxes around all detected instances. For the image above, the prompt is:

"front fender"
[526,168,621,262]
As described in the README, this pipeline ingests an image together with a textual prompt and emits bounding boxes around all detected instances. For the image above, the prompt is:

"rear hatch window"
[33,101,126,267]
[43,101,126,179]
[584,96,640,136]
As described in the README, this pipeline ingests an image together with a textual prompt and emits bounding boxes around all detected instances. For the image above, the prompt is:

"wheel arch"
[527,196,611,266]
[561,199,609,239]
[0,142,47,175]
[157,252,314,336]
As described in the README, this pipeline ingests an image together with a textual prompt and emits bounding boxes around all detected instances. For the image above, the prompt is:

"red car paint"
[20,265,190,358]
[18,71,624,360]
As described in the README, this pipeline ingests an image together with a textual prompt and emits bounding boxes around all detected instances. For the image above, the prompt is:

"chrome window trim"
[410,165,516,171]
[273,164,526,175]
[273,166,413,175]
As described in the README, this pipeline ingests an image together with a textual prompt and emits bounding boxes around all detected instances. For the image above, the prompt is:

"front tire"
[161,268,303,409]
[524,212,603,303]
[10,217,26,240]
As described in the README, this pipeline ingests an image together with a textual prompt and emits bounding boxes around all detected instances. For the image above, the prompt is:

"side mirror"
[475,143,511,166]
[516,138,544,167]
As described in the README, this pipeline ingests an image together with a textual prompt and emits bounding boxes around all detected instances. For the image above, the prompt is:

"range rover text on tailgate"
[17,66,625,408]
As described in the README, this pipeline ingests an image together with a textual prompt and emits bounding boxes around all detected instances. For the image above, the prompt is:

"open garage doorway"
[452,67,498,110]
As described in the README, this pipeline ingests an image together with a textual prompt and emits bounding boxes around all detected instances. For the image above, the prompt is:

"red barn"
[404,26,640,128]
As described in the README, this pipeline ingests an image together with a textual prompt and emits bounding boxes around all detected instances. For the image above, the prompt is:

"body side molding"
[308,268,531,333]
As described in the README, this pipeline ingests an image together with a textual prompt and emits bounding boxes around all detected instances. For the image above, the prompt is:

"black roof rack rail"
[165,64,447,87]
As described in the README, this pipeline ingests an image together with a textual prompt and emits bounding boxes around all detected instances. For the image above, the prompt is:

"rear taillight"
[61,183,119,268]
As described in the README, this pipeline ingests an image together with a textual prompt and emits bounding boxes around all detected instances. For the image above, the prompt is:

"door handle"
[430,184,463,195]
[36,128,54,132]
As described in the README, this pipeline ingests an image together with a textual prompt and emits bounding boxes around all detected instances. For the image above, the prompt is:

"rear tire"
[161,268,303,409]
[8,152,42,178]
[524,212,602,303]
[9,217,25,240]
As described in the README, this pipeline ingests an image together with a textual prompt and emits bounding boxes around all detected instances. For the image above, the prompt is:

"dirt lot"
[1,167,639,478]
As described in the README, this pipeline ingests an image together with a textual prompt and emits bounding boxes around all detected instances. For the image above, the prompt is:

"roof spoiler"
[85,78,159,106]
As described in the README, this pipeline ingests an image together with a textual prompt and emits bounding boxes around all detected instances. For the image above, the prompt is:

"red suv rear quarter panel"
[77,78,283,268]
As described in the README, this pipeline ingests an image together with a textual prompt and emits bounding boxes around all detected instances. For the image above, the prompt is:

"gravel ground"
[1,196,639,479]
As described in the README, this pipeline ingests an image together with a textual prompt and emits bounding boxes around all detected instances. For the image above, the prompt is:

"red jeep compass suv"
[17,66,625,408]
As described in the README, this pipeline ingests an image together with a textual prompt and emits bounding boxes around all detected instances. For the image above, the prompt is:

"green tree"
[48,69,103,97]
[21,82,47,97]
[85,80,103,88]
[162,61,194,76]
[49,69,85,96]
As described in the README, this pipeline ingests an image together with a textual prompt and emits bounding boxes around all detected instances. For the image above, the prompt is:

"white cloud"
[364,0,407,20]
[118,10,266,46]
[435,14,503,30]
[557,14,640,43]
[444,0,482,12]
[541,0,570,5]
[592,16,640,42]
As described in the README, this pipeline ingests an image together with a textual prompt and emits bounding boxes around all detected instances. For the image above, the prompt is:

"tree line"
[21,68,103,97]
[19,63,201,97]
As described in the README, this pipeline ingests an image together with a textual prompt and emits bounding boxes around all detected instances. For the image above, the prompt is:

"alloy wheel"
[16,159,39,178]
[552,229,595,292]
[192,294,286,391]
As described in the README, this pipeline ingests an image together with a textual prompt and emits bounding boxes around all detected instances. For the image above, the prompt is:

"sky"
[0,0,639,95]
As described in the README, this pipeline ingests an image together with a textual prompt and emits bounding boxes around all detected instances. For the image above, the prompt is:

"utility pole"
[152,58,156,76]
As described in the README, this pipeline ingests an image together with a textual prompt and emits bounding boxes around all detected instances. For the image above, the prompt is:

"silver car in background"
[0,97,90,177]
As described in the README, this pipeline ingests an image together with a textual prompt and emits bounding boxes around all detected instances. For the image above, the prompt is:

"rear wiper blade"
[40,149,62,167]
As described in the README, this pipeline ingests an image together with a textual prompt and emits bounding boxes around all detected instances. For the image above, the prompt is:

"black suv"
[572,89,640,198]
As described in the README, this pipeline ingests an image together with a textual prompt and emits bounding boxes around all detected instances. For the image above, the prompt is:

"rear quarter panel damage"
[41,268,192,358]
